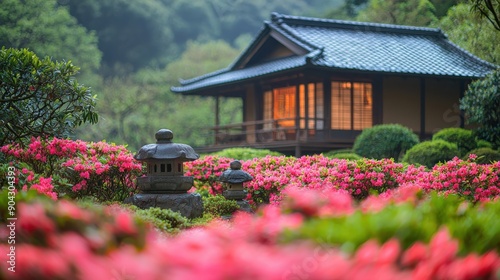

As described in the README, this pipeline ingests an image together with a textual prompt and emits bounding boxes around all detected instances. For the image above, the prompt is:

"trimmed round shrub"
[203,195,240,216]
[464,148,500,164]
[432,128,477,157]
[208,147,282,160]
[322,148,353,156]
[402,140,458,168]
[134,207,190,234]
[324,152,362,160]
[477,139,493,149]
[353,124,419,161]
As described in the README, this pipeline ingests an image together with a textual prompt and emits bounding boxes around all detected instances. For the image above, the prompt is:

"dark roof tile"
[172,13,497,93]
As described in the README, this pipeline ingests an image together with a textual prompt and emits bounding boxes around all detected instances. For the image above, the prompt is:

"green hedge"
[324,152,362,160]
[432,128,477,157]
[133,206,190,234]
[402,140,458,168]
[465,148,500,164]
[207,147,283,160]
[353,124,419,161]
[203,195,240,216]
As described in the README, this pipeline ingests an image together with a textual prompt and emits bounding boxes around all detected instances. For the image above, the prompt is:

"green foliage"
[331,152,362,160]
[402,140,458,168]
[460,69,500,148]
[134,207,190,234]
[465,147,500,164]
[470,0,500,31]
[477,139,493,149]
[432,128,477,157]
[323,151,362,160]
[324,0,368,20]
[356,0,437,26]
[66,0,320,71]
[208,147,283,160]
[283,193,500,255]
[66,0,174,72]
[353,124,420,161]
[439,3,500,64]
[0,0,101,76]
[0,48,98,146]
[430,0,461,19]
[203,195,240,216]
[75,41,242,149]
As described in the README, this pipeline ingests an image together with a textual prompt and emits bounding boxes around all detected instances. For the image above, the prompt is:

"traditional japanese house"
[171,13,497,156]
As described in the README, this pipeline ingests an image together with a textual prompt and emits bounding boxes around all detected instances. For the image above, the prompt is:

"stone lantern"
[218,160,253,212]
[126,129,203,218]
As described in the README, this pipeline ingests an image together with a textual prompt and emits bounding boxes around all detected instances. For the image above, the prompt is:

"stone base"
[125,193,203,219]
[236,200,253,213]
[223,190,247,200]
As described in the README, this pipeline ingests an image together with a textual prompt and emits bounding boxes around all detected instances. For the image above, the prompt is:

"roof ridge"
[266,20,320,52]
[270,12,446,38]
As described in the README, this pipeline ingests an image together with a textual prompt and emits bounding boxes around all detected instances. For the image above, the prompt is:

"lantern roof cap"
[134,129,199,161]
[219,160,253,183]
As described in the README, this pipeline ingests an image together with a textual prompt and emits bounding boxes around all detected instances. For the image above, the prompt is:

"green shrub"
[324,152,362,160]
[464,148,500,164]
[402,140,458,168]
[208,147,282,160]
[134,207,190,234]
[432,128,477,157]
[460,69,500,148]
[0,48,98,146]
[283,193,500,255]
[203,195,240,216]
[477,139,493,149]
[353,124,419,161]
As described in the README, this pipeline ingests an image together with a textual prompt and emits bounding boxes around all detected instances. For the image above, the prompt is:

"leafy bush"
[133,206,190,234]
[477,139,493,149]
[399,156,500,202]
[465,148,500,164]
[187,155,406,204]
[323,149,362,160]
[432,128,477,157]
[2,159,500,279]
[1,137,142,201]
[285,192,500,255]
[402,140,458,168]
[460,69,500,148]
[324,152,362,160]
[208,147,282,160]
[353,124,419,161]
[203,195,240,216]
[0,48,98,146]
[322,148,353,155]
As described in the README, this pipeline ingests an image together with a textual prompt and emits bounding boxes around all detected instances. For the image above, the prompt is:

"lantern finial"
[155,129,173,143]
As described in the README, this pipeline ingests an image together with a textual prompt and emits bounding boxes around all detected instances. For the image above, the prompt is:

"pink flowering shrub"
[186,155,406,205]
[184,155,232,195]
[186,154,500,205]
[0,162,58,200]
[280,186,354,217]
[397,156,500,202]
[1,137,142,201]
[1,190,500,280]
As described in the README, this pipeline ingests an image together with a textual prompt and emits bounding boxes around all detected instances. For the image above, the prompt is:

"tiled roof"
[172,55,309,93]
[172,13,497,94]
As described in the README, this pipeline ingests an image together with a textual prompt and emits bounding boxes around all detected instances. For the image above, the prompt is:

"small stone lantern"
[218,160,253,212]
[126,129,203,218]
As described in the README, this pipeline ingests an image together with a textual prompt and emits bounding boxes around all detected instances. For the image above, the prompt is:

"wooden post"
[215,96,220,144]
[420,78,426,139]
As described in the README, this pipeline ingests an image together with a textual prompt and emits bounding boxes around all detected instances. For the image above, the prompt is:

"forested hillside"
[1,0,498,150]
